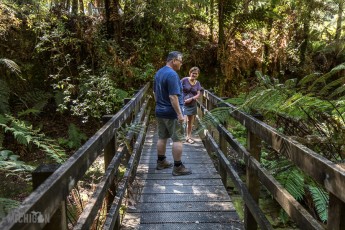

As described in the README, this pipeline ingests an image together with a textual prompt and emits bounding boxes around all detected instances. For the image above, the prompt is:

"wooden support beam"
[32,164,67,230]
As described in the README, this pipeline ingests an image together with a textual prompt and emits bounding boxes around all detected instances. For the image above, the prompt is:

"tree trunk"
[95,0,103,7]
[335,0,344,41]
[209,0,214,42]
[262,3,276,75]
[299,3,311,66]
[243,0,250,13]
[79,0,84,14]
[105,0,122,40]
[218,0,225,47]
[72,0,78,14]
[65,0,70,11]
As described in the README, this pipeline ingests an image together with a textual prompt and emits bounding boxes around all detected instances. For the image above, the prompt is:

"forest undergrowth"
[1,0,345,228]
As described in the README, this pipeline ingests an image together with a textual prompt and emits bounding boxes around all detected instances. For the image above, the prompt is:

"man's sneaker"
[156,159,173,170]
[172,164,192,176]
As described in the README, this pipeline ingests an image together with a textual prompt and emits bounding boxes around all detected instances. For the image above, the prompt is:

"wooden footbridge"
[1,82,345,230]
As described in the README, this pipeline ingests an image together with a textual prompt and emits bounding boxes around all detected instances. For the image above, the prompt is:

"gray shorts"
[183,105,197,115]
[157,118,184,142]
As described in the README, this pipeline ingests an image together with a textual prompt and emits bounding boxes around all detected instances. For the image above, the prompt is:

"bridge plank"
[121,123,244,229]
[121,223,244,230]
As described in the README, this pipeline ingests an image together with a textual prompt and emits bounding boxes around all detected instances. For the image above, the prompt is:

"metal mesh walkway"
[121,122,244,229]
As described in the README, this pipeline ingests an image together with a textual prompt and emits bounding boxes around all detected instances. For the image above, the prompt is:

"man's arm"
[169,95,184,122]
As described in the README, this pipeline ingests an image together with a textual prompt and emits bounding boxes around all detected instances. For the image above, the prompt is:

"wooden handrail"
[198,89,345,229]
[0,83,151,230]
[203,90,345,203]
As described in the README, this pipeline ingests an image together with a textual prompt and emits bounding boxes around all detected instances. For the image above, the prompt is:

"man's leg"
[171,120,192,176]
[156,139,173,170]
[156,118,173,170]
[157,138,167,156]
[172,141,182,161]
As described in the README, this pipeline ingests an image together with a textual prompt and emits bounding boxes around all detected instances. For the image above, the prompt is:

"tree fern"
[307,184,328,222]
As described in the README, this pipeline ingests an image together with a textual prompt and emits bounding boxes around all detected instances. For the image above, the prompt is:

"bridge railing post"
[32,164,67,230]
[327,189,345,229]
[218,98,229,187]
[102,116,117,216]
[244,114,263,230]
[123,98,134,162]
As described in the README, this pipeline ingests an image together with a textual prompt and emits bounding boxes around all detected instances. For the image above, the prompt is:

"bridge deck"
[121,123,244,229]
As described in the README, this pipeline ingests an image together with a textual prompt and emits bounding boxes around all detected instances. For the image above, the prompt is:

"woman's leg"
[187,115,194,139]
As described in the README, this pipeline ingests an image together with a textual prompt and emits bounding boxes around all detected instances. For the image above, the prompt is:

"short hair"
[166,51,183,62]
[189,66,200,74]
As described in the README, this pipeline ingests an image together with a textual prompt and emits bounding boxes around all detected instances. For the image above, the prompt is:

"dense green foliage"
[1,0,345,227]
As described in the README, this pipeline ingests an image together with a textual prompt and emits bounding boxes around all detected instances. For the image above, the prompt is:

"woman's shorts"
[183,105,197,115]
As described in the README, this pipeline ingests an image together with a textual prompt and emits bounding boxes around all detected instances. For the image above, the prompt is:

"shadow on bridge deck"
[121,122,244,230]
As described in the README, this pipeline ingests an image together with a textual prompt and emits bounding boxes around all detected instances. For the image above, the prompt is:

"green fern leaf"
[308,185,328,222]
[0,198,20,220]
[20,91,52,112]
[255,71,271,87]
[0,150,34,173]
[298,72,322,87]
[285,78,297,89]
[329,84,345,98]
[18,109,41,118]
[0,80,10,114]
[0,115,66,163]
[13,131,28,145]
[308,63,345,91]
[0,58,21,76]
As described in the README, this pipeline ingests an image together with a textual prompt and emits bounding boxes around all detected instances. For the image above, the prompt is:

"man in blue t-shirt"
[153,51,192,176]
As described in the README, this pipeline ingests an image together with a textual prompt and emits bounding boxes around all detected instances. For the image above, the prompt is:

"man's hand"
[177,113,185,123]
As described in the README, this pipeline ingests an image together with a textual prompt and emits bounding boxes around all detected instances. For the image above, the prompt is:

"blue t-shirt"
[153,66,183,119]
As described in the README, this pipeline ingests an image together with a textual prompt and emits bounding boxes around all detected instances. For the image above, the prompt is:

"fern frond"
[298,72,322,87]
[18,109,41,118]
[0,58,21,76]
[308,63,345,91]
[285,78,297,89]
[0,198,20,220]
[308,185,329,222]
[329,84,345,98]
[20,90,52,111]
[276,167,305,201]
[59,124,87,149]
[0,115,66,163]
[319,77,345,96]
[0,150,34,173]
[0,80,10,114]
[263,158,305,201]
[225,94,246,105]
[255,71,272,88]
